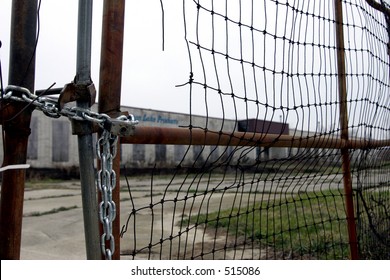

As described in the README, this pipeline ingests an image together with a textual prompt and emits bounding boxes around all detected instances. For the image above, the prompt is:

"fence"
[119,0,390,260]
[1,0,389,260]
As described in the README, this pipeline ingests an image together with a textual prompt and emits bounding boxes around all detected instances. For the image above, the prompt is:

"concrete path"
[13,172,346,259]
[19,176,244,259]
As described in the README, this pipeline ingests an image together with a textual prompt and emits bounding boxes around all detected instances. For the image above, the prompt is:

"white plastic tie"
[0,164,31,172]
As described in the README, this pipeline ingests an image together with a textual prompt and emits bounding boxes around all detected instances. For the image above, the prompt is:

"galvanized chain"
[96,129,118,260]
[2,85,138,131]
[3,85,137,260]
[3,85,86,120]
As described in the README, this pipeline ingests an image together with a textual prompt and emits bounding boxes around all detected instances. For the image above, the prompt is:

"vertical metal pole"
[98,0,126,260]
[334,0,359,260]
[0,0,37,259]
[75,0,101,260]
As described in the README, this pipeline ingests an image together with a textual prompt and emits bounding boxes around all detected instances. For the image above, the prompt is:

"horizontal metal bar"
[121,126,390,149]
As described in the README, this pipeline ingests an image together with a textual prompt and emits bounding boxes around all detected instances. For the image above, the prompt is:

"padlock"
[103,117,137,137]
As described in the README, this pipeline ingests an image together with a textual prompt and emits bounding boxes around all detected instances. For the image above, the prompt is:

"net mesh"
[120,0,390,259]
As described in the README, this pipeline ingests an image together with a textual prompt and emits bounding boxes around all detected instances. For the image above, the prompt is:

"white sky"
[0,0,190,114]
[0,0,389,135]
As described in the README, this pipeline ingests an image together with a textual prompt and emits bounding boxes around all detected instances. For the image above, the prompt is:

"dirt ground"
[13,171,347,260]
[19,175,254,260]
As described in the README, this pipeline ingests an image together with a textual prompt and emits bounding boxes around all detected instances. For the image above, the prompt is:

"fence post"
[98,0,126,260]
[75,0,101,260]
[334,0,359,260]
[0,0,37,260]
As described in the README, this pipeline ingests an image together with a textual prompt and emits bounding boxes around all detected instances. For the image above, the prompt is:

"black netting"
[120,0,390,260]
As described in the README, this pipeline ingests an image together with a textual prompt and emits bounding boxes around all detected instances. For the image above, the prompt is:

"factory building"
[0,105,300,177]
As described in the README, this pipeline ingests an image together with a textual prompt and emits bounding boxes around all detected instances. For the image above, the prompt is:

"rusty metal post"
[98,0,126,260]
[121,126,390,149]
[334,0,359,259]
[0,0,37,259]
[75,0,101,260]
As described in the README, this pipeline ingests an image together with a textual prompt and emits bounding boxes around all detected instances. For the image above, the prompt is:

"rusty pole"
[334,0,359,259]
[98,0,126,260]
[121,126,390,149]
[0,0,37,259]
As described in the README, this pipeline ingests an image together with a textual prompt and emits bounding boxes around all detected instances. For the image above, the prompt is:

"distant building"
[0,105,326,177]
[238,119,289,160]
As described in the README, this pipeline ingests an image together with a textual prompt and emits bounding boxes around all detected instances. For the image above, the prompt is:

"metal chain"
[3,85,137,260]
[2,85,137,129]
[96,129,118,260]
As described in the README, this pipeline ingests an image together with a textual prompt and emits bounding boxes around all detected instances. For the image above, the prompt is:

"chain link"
[2,85,137,260]
[96,129,118,260]
[2,85,138,129]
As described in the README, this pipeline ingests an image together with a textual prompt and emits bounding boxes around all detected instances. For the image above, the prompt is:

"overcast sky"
[0,1,190,114]
[1,1,389,135]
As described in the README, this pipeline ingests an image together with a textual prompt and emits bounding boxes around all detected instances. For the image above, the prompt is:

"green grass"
[357,190,390,259]
[181,190,350,259]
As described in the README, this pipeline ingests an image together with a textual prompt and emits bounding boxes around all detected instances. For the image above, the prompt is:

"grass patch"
[25,205,78,217]
[181,190,350,259]
[26,194,77,201]
[357,190,390,259]
[25,180,80,190]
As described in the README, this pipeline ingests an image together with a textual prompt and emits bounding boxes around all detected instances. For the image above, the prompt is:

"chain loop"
[96,129,118,260]
[2,85,138,131]
[2,85,137,260]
